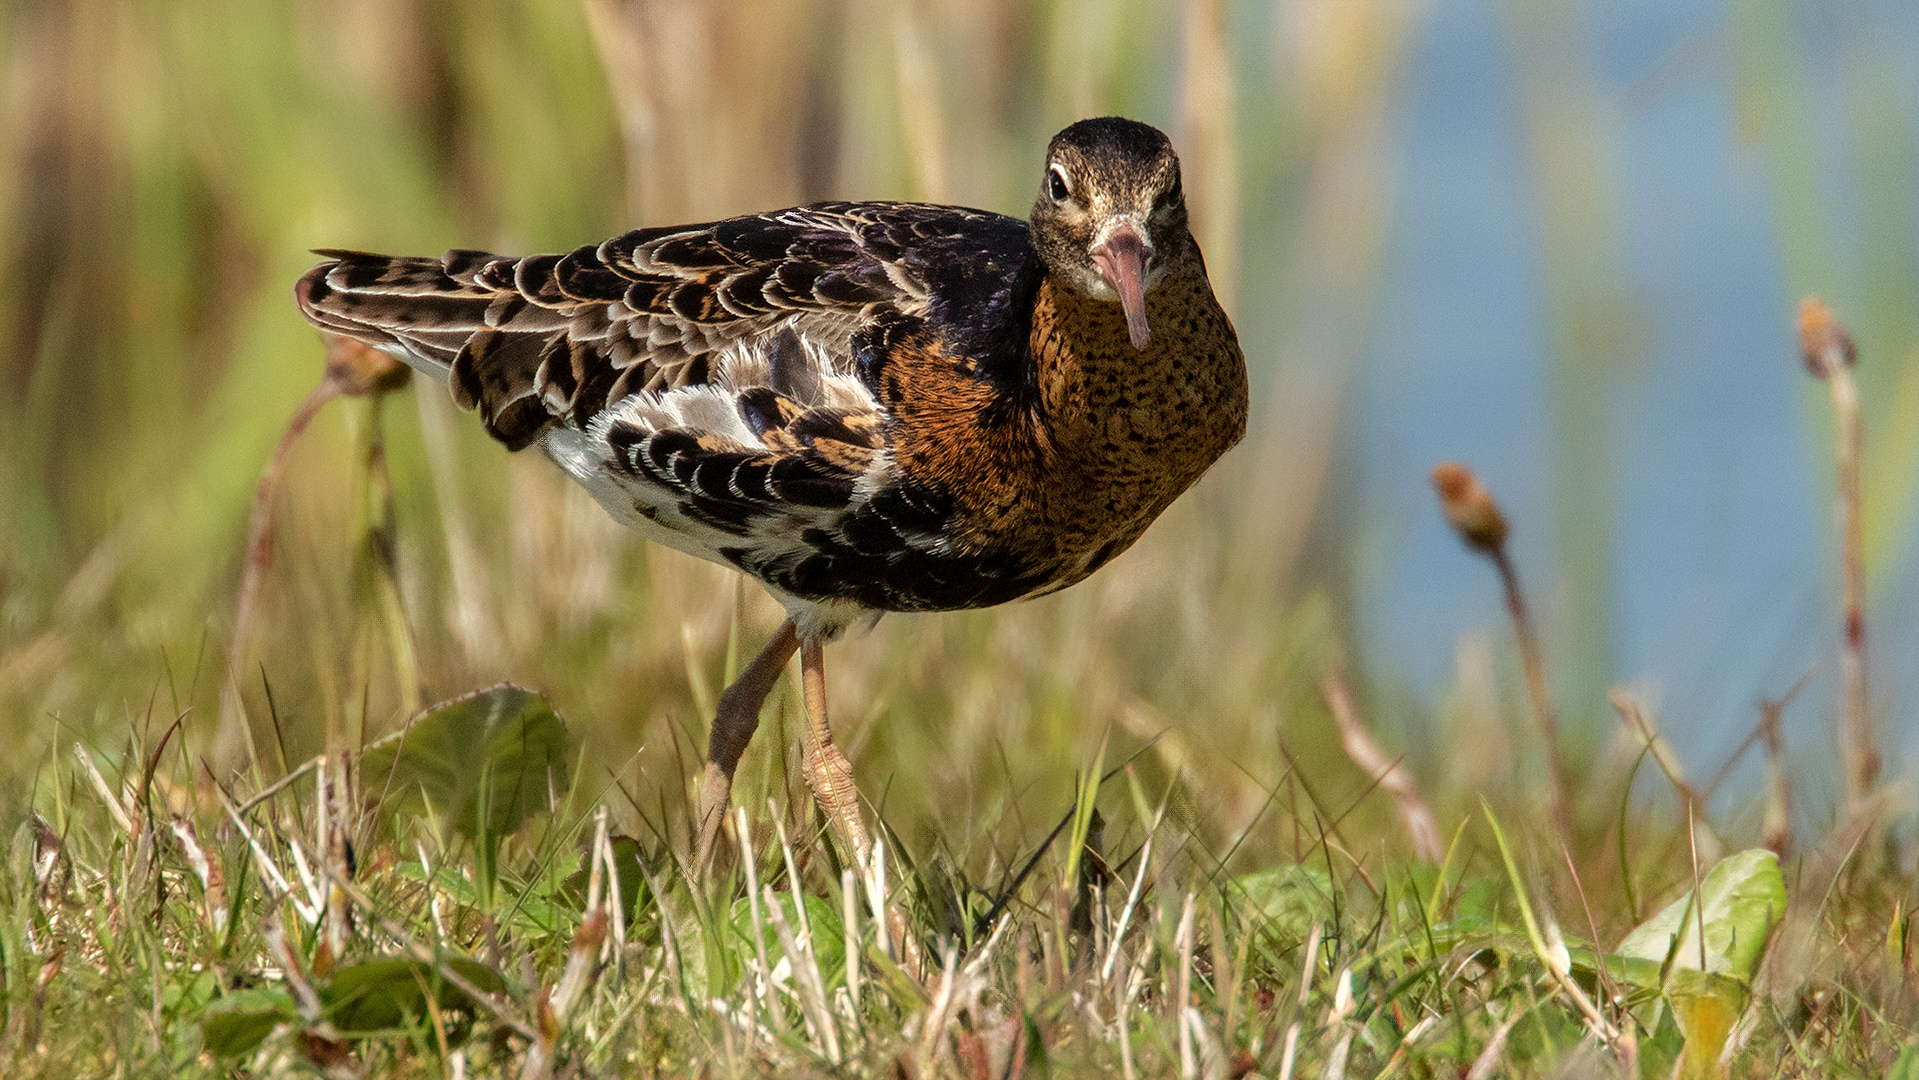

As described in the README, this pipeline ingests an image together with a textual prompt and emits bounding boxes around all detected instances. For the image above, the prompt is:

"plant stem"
[1800,299,1875,817]
[216,378,342,777]
[1824,358,1874,814]
[1322,673,1442,862]
[1492,547,1571,846]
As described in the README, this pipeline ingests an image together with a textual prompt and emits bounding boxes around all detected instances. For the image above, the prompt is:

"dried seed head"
[1798,297,1856,379]
[1430,462,1508,554]
[324,334,412,397]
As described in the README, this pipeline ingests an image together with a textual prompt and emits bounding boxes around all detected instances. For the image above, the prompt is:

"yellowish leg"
[693,619,800,875]
[797,636,927,977]
[797,636,871,866]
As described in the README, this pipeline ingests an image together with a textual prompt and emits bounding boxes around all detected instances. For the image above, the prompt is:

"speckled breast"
[881,263,1249,605]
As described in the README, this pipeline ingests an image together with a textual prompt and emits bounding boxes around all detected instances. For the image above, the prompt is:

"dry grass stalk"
[1430,462,1571,844]
[1608,690,1700,809]
[1465,1012,1522,1080]
[1322,966,1356,1080]
[1798,297,1877,817]
[319,752,353,973]
[766,884,841,1063]
[1179,0,1239,312]
[1174,892,1197,1079]
[736,805,774,1024]
[167,817,227,936]
[1379,1015,1439,1078]
[1609,689,1719,863]
[594,813,628,965]
[865,836,891,962]
[1758,693,1794,857]
[74,744,135,838]
[1322,672,1442,862]
[263,912,328,1028]
[217,336,409,774]
[1102,829,1156,985]
[216,785,310,921]
[551,809,612,1022]
[1275,923,1320,1080]
[840,866,861,1016]
[891,8,949,203]
[913,944,961,1076]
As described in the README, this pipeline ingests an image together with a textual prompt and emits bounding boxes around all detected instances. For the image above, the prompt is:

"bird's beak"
[1091,226,1152,350]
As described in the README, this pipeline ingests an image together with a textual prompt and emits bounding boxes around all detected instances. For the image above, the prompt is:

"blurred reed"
[1501,0,1641,739]
[1732,0,1919,587]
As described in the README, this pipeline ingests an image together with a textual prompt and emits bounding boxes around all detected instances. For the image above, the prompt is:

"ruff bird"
[295,117,1248,871]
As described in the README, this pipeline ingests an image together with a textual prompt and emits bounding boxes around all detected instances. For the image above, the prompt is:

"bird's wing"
[294,202,1015,449]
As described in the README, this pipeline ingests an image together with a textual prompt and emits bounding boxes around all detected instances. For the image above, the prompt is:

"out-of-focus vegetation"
[3,0,1919,1075]
[0,0,1404,851]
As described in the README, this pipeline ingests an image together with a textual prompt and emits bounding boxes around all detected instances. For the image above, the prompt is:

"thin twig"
[1608,691,1703,811]
[1322,673,1442,861]
[1492,546,1571,841]
[1431,463,1571,845]
[235,755,323,816]
[218,379,342,774]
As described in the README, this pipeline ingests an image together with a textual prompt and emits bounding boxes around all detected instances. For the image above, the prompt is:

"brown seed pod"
[1797,297,1856,379]
[323,334,412,397]
[1430,461,1508,554]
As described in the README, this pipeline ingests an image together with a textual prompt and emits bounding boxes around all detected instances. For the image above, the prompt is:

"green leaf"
[1568,948,1664,1003]
[1615,849,1786,984]
[1637,1001,1686,1080]
[560,836,652,924]
[1671,975,1743,1080]
[732,892,846,988]
[1888,1042,1919,1080]
[1504,1002,1584,1067]
[321,956,507,1035]
[1229,863,1335,943]
[362,684,571,840]
[200,989,296,1058]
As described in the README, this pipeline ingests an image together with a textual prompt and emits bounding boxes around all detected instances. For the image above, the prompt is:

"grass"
[4,0,1919,1075]
[6,689,1917,1077]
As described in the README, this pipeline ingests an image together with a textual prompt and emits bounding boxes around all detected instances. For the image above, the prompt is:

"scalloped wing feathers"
[294,202,1005,449]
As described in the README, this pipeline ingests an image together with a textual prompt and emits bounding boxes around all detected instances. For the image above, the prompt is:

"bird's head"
[1029,117,1188,351]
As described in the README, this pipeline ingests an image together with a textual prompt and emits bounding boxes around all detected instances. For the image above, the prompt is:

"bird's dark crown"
[1028,117,1188,301]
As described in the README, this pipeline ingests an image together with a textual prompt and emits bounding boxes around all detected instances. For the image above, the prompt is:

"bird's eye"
[1158,171,1182,208]
[1046,164,1071,202]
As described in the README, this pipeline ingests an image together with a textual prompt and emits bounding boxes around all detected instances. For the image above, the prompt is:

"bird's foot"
[691,762,734,877]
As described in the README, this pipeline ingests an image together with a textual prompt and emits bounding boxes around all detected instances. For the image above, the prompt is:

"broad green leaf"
[362,684,571,839]
[321,956,507,1035]
[1504,1002,1585,1068]
[732,892,846,989]
[1888,1042,1919,1080]
[1230,863,1335,943]
[1615,849,1785,984]
[200,989,295,1058]
[1568,948,1663,1006]
[1638,1002,1686,1080]
[560,836,653,924]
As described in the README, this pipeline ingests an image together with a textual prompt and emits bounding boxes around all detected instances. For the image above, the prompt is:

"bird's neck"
[1027,257,1246,475]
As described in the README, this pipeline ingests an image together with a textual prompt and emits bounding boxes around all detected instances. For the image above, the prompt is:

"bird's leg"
[693,619,800,875]
[797,636,872,867]
[797,636,927,977]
